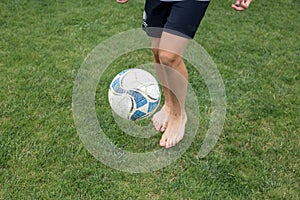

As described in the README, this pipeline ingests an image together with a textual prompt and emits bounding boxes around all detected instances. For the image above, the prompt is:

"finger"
[234,0,241,6]
[241,0,251,9]
[232,0,243,11]
[231,4,246,11]
[116,0,128,4]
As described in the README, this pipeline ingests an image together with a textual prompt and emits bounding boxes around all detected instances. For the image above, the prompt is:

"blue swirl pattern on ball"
[108,69,160,121]
[111,77,126,94]
[148,101,159,113]
[127,90,147,108]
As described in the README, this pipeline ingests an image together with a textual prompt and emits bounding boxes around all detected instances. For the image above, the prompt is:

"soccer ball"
[108,68,161,121]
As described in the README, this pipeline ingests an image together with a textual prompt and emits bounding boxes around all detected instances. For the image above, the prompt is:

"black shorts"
[142,0,210,39]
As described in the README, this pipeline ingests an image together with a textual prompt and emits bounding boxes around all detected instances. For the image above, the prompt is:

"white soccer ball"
[108,68,161,121]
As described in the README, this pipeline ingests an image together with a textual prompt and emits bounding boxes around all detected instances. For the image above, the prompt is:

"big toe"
[159,137,167,147]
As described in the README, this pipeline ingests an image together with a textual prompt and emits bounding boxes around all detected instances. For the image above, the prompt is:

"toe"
[160,121,168,132]
[159,137,167,147]
[165,138,175,148]
[155,123,162,131]
[152,120,160,131]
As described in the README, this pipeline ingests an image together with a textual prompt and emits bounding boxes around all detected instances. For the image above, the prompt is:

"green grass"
[0,0,299,199]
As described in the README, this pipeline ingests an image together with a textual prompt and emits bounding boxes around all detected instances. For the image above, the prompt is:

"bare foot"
[159,112,187,148]
[152,106,170,132]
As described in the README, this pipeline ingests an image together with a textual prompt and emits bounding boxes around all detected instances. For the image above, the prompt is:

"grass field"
[0,0,299,199]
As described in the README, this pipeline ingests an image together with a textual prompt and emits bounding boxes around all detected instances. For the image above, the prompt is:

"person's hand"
[232,0,252,11]
[116,0,129,4]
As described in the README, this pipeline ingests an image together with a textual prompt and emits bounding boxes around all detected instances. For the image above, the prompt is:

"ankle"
[170,110,186,118]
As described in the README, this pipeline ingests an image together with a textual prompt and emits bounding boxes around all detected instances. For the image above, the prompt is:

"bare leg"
[156,32,189,148]
[151,38,172,132]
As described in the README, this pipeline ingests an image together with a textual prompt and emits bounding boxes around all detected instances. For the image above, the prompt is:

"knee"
[152,48,160,63]
[158,50,181,67]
